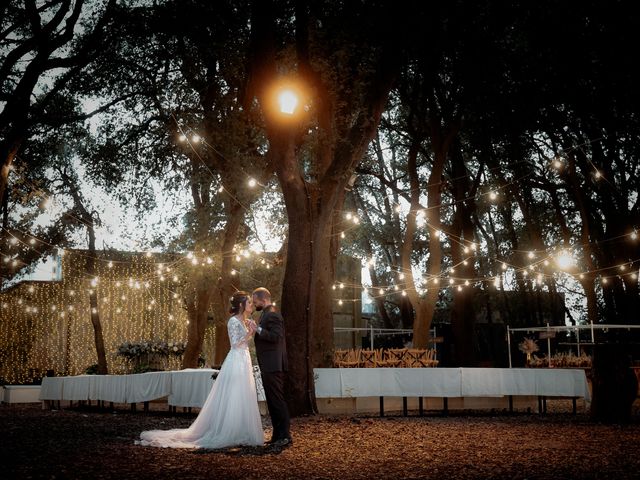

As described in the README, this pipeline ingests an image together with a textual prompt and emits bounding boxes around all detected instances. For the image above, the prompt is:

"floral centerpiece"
[116,340,187,372]
[518,337,540,365]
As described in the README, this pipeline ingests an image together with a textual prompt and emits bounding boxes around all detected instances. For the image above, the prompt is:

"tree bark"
[213,197,245,366]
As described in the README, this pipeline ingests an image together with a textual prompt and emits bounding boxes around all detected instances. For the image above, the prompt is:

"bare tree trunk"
[0,139,20,215]
[402,141,430,346]
[449,144,477,366]
[64,171,108,375]
[248,0,399,416]
[213,198,246,365]
[182,284,214,368]
[413,128,454,348]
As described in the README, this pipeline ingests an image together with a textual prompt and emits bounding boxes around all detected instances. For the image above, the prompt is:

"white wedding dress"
[137,316,264,449]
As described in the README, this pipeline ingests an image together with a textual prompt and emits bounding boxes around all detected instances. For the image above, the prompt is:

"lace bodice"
[228,316,252,349]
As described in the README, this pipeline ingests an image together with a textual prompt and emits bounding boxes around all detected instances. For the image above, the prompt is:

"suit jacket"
[254,306,288,373]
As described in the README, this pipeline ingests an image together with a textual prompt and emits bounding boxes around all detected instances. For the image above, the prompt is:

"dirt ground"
[4,401,640,480]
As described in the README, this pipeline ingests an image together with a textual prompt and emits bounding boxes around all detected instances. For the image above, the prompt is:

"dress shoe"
[271,437,292,448]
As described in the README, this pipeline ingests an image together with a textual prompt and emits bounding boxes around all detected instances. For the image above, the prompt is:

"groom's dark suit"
[254,305,291,442]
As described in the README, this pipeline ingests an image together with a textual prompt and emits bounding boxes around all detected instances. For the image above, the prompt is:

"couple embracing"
[137,287,292,449]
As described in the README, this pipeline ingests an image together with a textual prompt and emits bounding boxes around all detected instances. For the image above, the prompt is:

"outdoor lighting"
[556,250,574,270]
[191,134,201,143]
[266,79,307,122]
[277,89,299,114]
[248,178,257,187]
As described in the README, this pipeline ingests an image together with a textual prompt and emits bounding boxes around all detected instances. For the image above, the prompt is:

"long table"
[40,368,266,408]
[314,367,591,415]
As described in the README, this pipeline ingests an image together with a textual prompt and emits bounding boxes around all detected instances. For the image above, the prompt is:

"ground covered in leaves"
[4,401,640,479]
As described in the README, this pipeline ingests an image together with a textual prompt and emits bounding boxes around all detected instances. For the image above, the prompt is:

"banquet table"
[40,368,265,408]
[313,367,591,415]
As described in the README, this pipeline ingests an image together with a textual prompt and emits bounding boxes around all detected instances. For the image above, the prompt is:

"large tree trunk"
[65,172,109,375]
[248,0,399,416]
[213,198,245,366]
[86,232,108,375]
[402,141,431,346]
[413,129,453,348]
[182,284,214,368]
[269,133,318,416]
[448,141,477,366]
[0,138,21,214]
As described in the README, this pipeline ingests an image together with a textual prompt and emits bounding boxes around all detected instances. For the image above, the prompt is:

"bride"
[137,291,264,449]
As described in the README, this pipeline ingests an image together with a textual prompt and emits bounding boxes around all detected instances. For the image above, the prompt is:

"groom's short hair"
[252,287,271,301]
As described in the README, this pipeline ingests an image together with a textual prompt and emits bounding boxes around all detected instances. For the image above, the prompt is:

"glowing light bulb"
[277,89,298,114]
[556,250,574,270]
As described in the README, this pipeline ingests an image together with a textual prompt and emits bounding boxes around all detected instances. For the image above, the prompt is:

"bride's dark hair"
[229,291,250,314]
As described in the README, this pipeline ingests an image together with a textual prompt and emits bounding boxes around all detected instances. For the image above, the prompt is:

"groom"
[252,287,292,447]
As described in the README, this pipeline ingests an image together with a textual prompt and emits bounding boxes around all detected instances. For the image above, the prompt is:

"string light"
[0,250,191,384]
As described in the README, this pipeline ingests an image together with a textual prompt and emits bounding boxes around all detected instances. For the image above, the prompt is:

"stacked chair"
[333,347,439,368]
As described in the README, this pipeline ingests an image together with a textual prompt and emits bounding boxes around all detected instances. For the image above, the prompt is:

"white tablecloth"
[167,369,216,407]
[39,368,266,407]
[314,368,591,401]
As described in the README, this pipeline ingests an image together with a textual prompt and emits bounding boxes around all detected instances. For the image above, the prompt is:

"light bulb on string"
[556,250,574,270]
